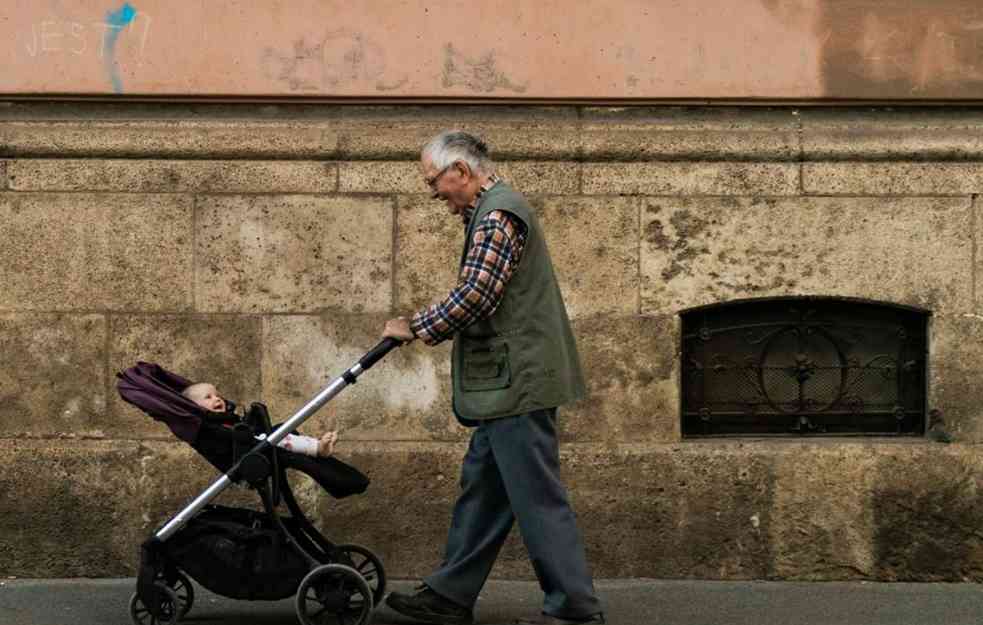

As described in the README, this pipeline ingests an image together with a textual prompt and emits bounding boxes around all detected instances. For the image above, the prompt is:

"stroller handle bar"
[154,337,403,543]
[360,336,402,371]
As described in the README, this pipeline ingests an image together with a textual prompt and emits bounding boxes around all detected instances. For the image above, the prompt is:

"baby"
[183,382,338,458]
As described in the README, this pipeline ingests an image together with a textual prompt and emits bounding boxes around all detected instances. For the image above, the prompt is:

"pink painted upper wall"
[4,0,983,100]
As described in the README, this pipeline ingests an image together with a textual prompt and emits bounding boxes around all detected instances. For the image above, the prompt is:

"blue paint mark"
[105,3,137,94]
[108,3,137,27]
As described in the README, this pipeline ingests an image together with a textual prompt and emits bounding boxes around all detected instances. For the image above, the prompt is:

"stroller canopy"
[117,362,216,443]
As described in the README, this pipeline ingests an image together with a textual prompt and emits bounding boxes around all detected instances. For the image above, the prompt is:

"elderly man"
[382,131,603,625]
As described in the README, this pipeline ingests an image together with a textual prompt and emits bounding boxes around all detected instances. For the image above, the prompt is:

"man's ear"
[456,161,472,181]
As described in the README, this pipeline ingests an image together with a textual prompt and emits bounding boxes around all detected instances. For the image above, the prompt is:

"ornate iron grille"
[681,297,929,437]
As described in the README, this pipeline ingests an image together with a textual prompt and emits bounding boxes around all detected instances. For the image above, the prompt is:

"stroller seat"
[117,361,368,499]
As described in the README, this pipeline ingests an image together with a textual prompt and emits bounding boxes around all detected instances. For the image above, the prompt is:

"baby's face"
[191,384,226,412]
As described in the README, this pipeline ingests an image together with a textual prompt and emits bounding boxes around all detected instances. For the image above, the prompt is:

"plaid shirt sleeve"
[410,210,527,346]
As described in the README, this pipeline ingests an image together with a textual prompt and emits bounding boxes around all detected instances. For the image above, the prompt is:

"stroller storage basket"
[167,504,309,601]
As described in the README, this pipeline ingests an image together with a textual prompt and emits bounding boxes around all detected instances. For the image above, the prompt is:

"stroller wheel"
[335,544,387,607]
[155,571,194,618]
[129,582,181,625]
[296,564,373,625]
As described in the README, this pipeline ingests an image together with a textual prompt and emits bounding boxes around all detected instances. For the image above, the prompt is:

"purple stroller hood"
[117,362,212,443]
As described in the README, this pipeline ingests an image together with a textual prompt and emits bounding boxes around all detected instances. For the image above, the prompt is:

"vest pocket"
[461,344,511,391]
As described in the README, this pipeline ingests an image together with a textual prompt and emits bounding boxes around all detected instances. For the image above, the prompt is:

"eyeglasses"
[424,162,457,191]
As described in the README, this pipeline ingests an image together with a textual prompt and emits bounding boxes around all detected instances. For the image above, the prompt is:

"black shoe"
[515,613,605,625]
[386,585,474,625]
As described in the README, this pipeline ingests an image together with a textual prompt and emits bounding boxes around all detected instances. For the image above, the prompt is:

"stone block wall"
[1,103,982,582]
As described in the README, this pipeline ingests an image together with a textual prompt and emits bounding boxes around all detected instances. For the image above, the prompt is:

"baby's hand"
[317,431,339,457]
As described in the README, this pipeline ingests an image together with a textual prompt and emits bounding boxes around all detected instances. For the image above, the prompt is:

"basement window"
[680,297,929,437]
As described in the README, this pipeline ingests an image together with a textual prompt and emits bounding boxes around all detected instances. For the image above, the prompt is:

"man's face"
[422,156,473,216]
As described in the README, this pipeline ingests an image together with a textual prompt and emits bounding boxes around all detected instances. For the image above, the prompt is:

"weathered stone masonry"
[1,103,982,582]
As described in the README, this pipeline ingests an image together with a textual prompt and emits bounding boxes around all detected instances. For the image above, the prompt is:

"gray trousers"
[425,408,602,619]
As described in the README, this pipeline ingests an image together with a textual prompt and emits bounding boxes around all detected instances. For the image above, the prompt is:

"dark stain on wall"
[760,0,983,98]
[816,0,983,99]
[872,459,983,580]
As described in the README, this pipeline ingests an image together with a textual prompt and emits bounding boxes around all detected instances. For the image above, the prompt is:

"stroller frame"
[133,338,400,625]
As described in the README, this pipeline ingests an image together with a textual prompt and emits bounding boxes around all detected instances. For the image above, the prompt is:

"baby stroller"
[116,339,401,625]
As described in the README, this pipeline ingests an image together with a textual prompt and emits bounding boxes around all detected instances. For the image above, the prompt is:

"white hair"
[422,130,493,175]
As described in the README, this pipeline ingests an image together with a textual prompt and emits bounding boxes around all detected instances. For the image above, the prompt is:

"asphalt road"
[2,577,983,625]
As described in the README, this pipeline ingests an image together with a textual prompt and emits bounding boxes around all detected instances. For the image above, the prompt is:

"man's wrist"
[406,315,423,341]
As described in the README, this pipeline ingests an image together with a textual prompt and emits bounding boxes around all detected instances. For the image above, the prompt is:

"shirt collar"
[461,174,501,224]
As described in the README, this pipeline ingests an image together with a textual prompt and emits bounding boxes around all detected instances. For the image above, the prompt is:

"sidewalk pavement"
[2,577,982,625]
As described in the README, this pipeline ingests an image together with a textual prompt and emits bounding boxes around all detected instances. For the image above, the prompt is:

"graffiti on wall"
[104,3,138,93]
[21,2,149,94]
[260,29,408,93]
[441,44,528,94]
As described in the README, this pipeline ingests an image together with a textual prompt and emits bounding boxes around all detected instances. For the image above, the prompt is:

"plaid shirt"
[410,176,528,346]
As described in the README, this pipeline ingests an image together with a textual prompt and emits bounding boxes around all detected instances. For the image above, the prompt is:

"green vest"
[451,181,587,421]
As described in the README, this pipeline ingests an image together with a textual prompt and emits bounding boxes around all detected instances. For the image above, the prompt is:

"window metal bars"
[680,299,928,437]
